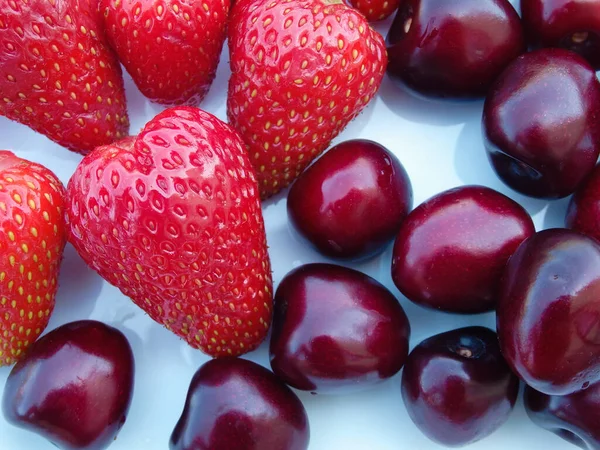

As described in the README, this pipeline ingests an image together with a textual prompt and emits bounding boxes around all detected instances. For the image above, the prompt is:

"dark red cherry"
[402,327,519,447]
[170,358,309,450]
[287,139,413,260]
[483,48,600,199]
[2,320,134,450]
[566,165,600,243]
[385,0,525,99]
[525,383,600,450]
[497,229,600,396]
[391,185,534,314]
[269,263,410,394]
[521,0,600,69]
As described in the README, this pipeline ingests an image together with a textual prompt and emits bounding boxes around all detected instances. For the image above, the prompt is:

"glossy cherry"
[497,229,600,395]
[2,320,135,450]
[483,49,600,199]
[287,139,413,260]
[386,0,524,99]
[521,0,600,69]
[269,263,410,394]
[566,165,600,243]
[525,383,600,450]
[170,358,309,450]
[391,185,534,314]
[402,327,519,447]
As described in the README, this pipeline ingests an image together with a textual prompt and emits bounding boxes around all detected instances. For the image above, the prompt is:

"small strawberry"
[228,0,387,199]
[0,0,129,154]
[101,0,230,105]
[0,151,67,366]
[66,107,273,357]
[348,0,401,21]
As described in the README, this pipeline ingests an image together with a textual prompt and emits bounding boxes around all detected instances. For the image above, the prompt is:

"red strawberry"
[228,0,387,199]
[348,0,401,21]
[101,0,229,105]
[66,107,273,357]
[0,151,66,366]
[0,0,129,154]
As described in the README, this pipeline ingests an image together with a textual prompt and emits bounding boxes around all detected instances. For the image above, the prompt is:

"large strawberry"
[101,0,229,105]
[0,151,66,366]
[66,107,272,357]
[228,0,387,199]
[0,0,129,154]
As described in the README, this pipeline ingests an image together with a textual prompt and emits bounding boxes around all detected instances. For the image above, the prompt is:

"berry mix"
[1,0,600,448]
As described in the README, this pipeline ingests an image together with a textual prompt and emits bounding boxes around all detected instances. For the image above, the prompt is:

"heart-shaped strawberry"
[228,0,387,199]
[66,107,273,357]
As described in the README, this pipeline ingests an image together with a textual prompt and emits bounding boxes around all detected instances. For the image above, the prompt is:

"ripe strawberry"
[0,0,129,154]
[101,0,229,105]
[228,0,387,199]
[66,107,273,357]
[0,151,66,366]
[348,0,401,21]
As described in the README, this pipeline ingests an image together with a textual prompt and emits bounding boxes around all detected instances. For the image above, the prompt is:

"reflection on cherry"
[270,263,410,394]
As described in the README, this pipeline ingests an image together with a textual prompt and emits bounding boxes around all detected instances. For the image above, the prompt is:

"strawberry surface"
[0,0,129,154]
[228,0,387,199]
[348,0,401,21]
[101,0,230,105]
[66,107,273,357]
[0,151,66,366]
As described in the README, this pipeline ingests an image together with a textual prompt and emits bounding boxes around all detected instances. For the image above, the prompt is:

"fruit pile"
[1,0,600,448]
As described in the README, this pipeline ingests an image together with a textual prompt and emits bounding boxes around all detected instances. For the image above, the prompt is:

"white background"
[0,3,582,449]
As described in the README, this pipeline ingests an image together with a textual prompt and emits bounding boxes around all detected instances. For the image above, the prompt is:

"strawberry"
[227,0,387,199]
[0,151,66,366]
[101,0,229,105]
[66,106,273,357]
[348,0,401,21]
[0,0,129,154]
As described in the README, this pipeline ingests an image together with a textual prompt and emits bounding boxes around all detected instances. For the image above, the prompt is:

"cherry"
[566,164,600,243]
[2,320,134,450]
[170,358,309,450]
[269,263,410,394]
[402,327,519,447]
[483,48,600,199]
[497,228,600,395]
[287,139,412,260]
[385,0,524,99]
[521,0,600,70]
[391,185,534,314]
[525,383,600,450]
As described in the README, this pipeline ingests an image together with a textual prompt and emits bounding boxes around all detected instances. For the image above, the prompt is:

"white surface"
[0,13,578,450]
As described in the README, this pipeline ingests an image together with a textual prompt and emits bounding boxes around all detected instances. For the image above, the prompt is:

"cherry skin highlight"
[483,49,600,199]
[497,229,600,395]
[170,358,309,450]
[525,382,600,450]
[386,0,525,99]
[391,185,534,313]
[402,327,519,447]
[287,139,412,260]
[521,0,600,69]
[270,263,410,394]
[2,320,135,450]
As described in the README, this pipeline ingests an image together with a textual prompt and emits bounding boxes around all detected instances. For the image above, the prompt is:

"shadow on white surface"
[123,74,166,135]
[543,197,571,230]
[453,117,548,216]
[378,75,486,127]
[50,244,104,326]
